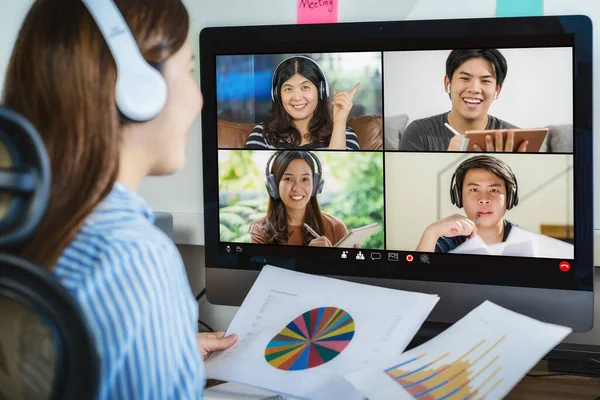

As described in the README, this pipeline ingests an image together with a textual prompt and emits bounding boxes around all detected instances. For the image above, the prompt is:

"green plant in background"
[220,198,267,243]
[324,152,384,249]
[219,151,267,242]
[219,151,262,191]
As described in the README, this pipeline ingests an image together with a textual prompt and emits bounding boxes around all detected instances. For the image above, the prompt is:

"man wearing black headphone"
[416,155,519,253]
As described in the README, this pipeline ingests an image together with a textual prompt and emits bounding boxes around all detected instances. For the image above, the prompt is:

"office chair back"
[0,106,99,400]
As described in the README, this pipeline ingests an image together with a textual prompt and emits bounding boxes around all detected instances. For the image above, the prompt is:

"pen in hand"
[469,213,480,238]
[303,223,320,238]
[445,122,470,151]
[444,122,460,136]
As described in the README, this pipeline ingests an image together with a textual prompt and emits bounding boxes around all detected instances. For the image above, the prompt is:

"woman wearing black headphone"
[250,150,348,246]
[244,56,360,150]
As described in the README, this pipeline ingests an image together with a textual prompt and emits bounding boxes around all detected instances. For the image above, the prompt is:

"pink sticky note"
[297,0,338,24]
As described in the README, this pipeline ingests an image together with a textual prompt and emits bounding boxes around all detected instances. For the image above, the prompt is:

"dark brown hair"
[455,155,517,197]
[263,57,333,147]
[2,0,189,269]
[256,151,324,245]
[446,49,508,85]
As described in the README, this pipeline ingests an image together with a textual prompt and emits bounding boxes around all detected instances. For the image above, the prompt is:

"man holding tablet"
[399,49,528,152]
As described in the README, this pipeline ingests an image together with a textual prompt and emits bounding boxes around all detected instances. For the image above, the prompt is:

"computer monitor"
[200,15,594,332]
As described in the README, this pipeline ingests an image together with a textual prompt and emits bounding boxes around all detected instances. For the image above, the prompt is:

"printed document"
[205,265,439,400]
[344,301,572,400]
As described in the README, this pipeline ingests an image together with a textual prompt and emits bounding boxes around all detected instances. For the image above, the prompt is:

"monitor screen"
[200,16,594,331]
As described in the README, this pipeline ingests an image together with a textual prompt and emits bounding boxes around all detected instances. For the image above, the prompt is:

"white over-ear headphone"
[82,0,168,122]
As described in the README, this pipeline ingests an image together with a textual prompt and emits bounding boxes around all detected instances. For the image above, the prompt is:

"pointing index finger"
[349,82,360,98]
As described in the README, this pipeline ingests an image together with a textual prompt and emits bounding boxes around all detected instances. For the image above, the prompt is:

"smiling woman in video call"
[244,56,361,150]
[3,0,236,397]
[250,150,349,246]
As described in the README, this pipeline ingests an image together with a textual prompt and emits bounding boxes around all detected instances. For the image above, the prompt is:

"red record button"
[559,261,570,272]
[406,254,414,262]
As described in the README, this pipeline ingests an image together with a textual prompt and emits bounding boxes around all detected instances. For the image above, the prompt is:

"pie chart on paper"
[264,306,355,371]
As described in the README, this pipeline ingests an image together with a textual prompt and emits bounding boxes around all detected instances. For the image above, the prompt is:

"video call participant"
[250,150,348,246]
[3,0,235,397]
[416,155,519,253]
[244,55,361,150]
[400,49,527,153]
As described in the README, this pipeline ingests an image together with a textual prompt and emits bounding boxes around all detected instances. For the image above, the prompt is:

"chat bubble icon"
[371,252,381,260]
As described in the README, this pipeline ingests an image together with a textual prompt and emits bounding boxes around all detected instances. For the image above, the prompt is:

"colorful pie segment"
[265,306,355,371]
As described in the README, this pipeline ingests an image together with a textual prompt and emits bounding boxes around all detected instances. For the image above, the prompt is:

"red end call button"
[559,261,571,272]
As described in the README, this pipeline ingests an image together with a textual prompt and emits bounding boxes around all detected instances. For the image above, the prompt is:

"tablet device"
[334,222,379,248]
[463,128,549,152]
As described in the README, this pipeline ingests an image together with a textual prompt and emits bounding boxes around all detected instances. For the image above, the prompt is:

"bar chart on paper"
[385,334,507,399]
[344,301,572,400]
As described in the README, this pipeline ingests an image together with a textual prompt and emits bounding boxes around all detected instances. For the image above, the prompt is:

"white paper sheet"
[345,301,572,400]
[205,265,440,400]
[449,226,573,259]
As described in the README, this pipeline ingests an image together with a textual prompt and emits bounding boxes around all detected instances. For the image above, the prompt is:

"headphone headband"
[270,55,329,102]
[82,0,167,122]
[264,151,324,200]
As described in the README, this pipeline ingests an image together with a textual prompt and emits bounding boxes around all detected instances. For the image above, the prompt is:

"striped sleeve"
[244,124,276,149]
[345,126,360,150]
[75,240,204,400]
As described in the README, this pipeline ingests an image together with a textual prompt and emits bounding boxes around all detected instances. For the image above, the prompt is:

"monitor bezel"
[200,15,594,331]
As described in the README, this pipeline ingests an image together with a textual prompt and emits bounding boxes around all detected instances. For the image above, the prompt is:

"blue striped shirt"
[54,183,205,399]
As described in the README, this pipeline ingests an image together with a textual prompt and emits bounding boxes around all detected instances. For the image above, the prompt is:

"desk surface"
[506,361,600,399]
[207,361,600,399]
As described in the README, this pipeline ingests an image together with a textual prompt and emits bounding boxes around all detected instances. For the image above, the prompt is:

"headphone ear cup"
[506,186,518,210]
[450,185,462,208]
[449,172,461,208]
[265,174,279,199]
[312,173,324,196]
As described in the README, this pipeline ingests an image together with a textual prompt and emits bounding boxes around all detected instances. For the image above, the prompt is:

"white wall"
[0,0,33,91]
[384,48,572,129]
[385,153,573,250]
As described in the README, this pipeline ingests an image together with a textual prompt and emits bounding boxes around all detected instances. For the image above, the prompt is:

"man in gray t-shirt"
[398,49,526,152]
[400,112,517,152]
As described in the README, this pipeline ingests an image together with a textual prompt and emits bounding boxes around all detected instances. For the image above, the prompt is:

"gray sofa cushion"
[384,114,409,150]
[540,124,573,153]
